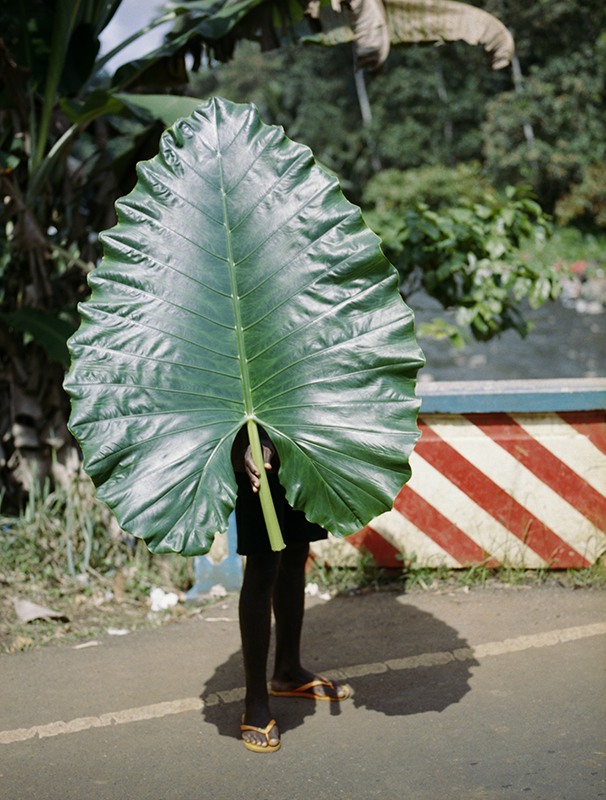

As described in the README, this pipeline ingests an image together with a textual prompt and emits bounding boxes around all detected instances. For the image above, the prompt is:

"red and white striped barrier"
[189,378,606,596]
[313,379,606,570]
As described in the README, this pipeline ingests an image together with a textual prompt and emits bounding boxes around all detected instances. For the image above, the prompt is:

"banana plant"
[0,0,207,502]
[169,0,514,71]
[64,98,424,555]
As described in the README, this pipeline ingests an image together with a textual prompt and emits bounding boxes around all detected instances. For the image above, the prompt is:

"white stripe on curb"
[512,413,606,494]
[408,453,547,567]
[428,417,605,554]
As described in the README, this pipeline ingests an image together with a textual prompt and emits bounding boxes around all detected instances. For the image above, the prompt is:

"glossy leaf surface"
[65,98,424,555]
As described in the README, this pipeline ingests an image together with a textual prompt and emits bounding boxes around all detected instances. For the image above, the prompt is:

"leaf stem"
[246,419,285,552]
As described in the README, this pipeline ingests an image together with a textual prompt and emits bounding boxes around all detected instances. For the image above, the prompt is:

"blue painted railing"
[418,377,606,414]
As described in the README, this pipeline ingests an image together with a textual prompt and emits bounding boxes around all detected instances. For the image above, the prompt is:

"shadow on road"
[201,591,478,739]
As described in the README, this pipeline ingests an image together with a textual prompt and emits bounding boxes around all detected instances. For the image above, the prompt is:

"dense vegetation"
[187,1,604,340]
[193,0,605,224]
[0,0,604,508]
[0,2,603,639]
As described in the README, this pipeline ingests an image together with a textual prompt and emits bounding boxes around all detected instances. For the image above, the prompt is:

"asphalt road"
[1,585,604,800]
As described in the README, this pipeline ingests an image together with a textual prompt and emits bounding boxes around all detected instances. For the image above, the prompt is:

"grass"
[306,548,606,596]
[0,472,194,600]
[0,472,196,653]
[2,478,604,653]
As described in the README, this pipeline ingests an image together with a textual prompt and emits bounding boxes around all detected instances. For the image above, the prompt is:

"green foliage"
[363,162,493,211]
[363,182,557,342]
[522,225,606,273]
[3,0,603,509]
[565,562,606,589]
[306,548,606,594]
[190,1,605,219]
[0,470,127,581]
[190,42,370,195]
[0,472,196,652]
[482,46,606,212]
[555,164,606,230]
[484,0,605,67]
[365,42,510,172]
[0,0,228,503]
[0,310,77,368]
[65,98,424,556]
[0,0,221,321]
[193,38,511,201]
[307,548,399,595]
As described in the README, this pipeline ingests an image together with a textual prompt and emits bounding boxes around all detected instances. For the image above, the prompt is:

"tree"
[0,0,520,505]
[168,0,514,72]
[479,0,606,218]
[193,39,510,200]
[190,42,374,194]
[183,4,558,348]
[176,0,515,194]
[0,0,201,505]
[482,45,606,214]
[362,176,556,344]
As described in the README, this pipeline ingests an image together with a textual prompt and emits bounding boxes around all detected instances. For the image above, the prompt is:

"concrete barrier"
[188,378,606,596]
[313,378,606,570]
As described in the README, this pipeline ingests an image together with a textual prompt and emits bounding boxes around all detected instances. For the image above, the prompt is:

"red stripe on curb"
[559,410,606,456]
[416,420,591,568]
[346,526,403,568]
[393,487,499,567]
[468,413,606,532]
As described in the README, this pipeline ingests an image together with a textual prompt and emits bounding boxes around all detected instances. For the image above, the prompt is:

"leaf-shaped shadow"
[65,97,424,556]
[201,592,477,739]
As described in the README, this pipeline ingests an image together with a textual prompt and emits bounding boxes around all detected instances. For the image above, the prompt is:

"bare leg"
[239,551,281,748]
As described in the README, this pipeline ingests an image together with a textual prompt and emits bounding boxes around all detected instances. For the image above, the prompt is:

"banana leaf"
[167,1,514,71]
[64,97,424,556]
[385,0,515,70]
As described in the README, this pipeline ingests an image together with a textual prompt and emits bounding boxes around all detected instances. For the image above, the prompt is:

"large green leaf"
[64,97,424,556]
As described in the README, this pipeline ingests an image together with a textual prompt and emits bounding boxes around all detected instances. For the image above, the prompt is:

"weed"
[2,480,604,654]
[307,548,402,595]
[0,472,198,652]
[0,472,194,602]
[307,545,606,596]
[565,560,606,589]
[397,550,456,590]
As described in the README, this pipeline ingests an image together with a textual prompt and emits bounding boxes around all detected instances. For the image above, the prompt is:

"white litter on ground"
[149,587,180,612]
[304,582,332,601]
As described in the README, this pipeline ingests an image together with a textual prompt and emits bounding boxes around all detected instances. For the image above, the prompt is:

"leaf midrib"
[219,146,253,420]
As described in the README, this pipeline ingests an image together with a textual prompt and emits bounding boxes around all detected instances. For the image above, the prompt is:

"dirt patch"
[3,567,603,654]
[0,575,220,654]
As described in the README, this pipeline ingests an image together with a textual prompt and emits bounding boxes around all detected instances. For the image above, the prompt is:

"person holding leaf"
[232,427,351,754]
[64,98,423,752]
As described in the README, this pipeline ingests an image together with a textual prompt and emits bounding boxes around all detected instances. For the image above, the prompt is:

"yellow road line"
[2,621,605,745]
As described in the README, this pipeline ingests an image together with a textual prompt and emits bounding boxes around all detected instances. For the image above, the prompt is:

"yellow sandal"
[240,717,281,753]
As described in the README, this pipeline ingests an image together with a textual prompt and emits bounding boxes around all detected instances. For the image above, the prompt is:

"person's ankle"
[244,698,272,725]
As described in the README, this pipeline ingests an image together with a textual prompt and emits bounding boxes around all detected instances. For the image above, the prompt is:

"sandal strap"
[291,677,331,693]
[240,719,278,739]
